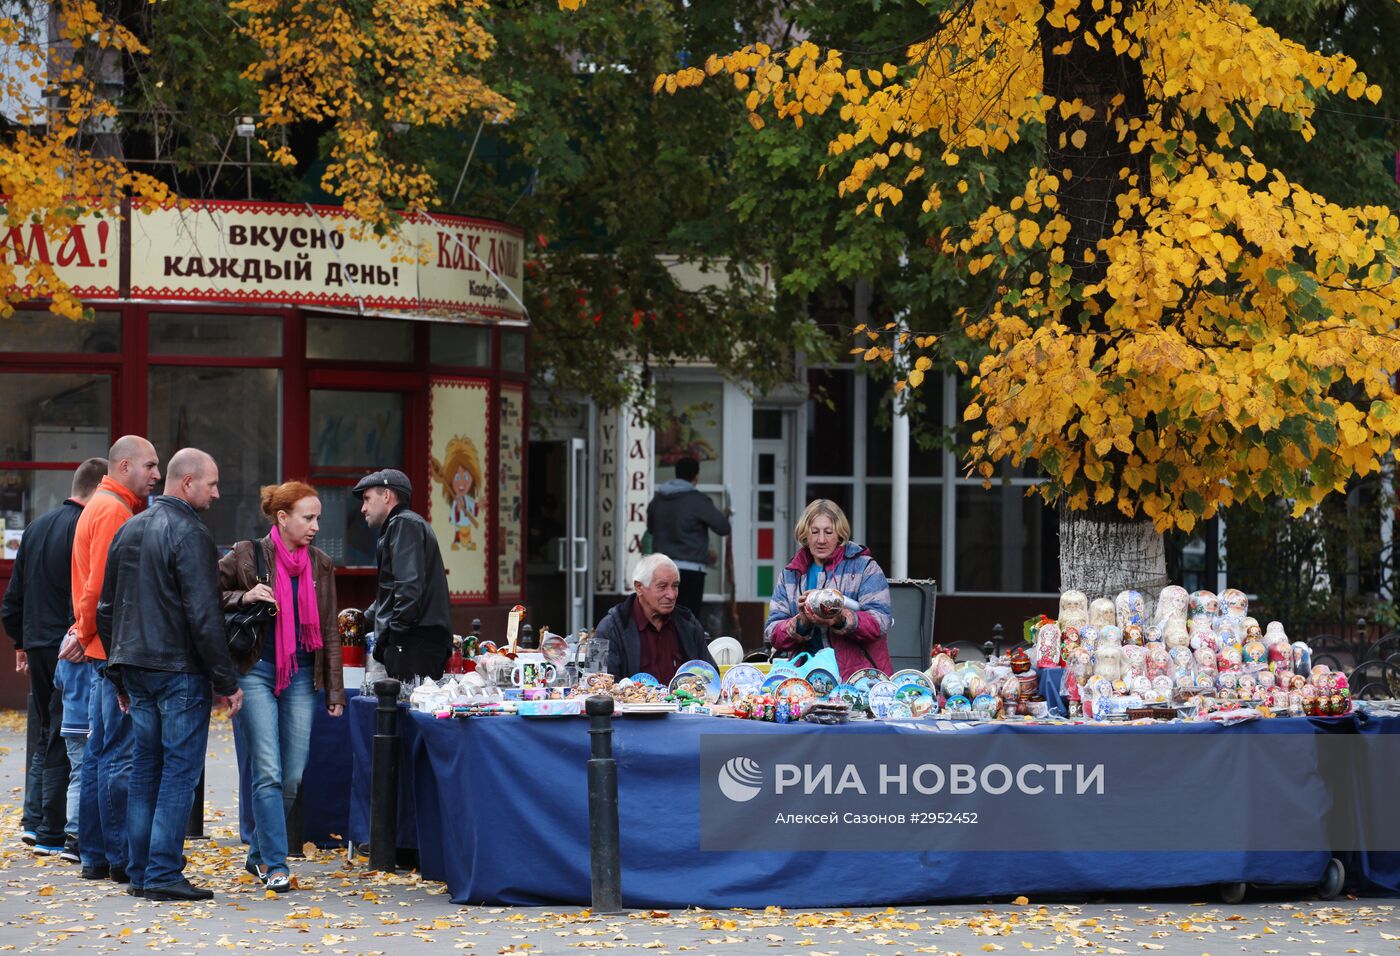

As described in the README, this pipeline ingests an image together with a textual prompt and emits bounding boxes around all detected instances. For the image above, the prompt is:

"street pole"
[586,695,622,912]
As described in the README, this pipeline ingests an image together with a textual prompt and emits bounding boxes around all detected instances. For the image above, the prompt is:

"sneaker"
[20,830,36,847]
[59,839,80,864]
[265,870,292,893]
[33,843,65,856]
[80,864,110,880]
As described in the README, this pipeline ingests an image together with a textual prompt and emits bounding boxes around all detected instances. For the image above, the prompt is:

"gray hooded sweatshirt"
[645,478,731,571]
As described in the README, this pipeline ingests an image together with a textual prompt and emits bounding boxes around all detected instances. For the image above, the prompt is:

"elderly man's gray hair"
[632,553,679,588]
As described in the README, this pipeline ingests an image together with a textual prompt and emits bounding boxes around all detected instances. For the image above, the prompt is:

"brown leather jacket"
[217,535,345,707]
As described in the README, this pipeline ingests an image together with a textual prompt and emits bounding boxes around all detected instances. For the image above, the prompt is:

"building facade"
[0,200,527,707]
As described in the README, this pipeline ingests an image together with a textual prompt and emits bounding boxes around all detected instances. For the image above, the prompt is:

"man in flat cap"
[354,469,453,681]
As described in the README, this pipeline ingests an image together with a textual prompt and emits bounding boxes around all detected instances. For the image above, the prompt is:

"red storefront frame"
[0,301,529,708]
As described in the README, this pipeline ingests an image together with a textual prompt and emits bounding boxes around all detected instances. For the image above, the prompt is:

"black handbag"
[225,540,276,657]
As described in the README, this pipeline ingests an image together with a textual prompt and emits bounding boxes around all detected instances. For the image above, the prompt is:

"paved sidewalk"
[0,711,1393,954]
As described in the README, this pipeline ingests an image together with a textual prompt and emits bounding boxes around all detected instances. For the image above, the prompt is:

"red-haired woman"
[219,481,343,892]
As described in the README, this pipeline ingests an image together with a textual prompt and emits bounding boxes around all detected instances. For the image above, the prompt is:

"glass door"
[527,437,589,635]
[308,388,405,567]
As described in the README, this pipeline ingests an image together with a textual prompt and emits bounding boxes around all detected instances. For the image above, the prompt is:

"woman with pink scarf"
[219,481,344,892]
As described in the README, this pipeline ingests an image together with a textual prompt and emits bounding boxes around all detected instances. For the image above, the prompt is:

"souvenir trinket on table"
[867,680,899,718]
[1114,589,1146,629]
[847,667,889,691]
[1154,585,1189,627]
[337,608,367,667]
[1058,589,1089,630]
[1090,597,1117,629]
[1009,646,1032,675]
[1188,589,1219,620]
[1035,622,1062,667]
[806,668,839,699]
[721,663,765,703]
[1122,622,1145,646]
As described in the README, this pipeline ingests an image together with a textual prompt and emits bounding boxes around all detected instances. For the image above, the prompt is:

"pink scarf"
[270,530,323,695]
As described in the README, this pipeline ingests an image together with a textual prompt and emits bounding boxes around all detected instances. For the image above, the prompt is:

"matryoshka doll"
[1144,624,1163,644]
[1236,672,1258,701]
[1189,589,1220,621]
[1292,641,1312,676]
[1094,643,1124,683]
[1035,622,1063,668]
[1154,585,1189,628]
[1115,589,1147,629]
[1090,597,1117,629]
[1099,624,1124,649]
[1080,625,1101,659]
[1218,587,1249,622]
[1123,622,1146,646]
[1193,646,1217,677]
[1164,617,1190,649]
[1216,620,1243,652]
[1146,644,1171,680]
[1059,589,1090,631]
[1242,639,1268,668]
[1151,674,1175,701]
[1169,646,1196,688]
[1218,645,1244,673]
[1121,644,1147,682]
[1188,617,1219,652]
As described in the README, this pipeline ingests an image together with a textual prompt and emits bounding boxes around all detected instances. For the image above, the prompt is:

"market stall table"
[349,701,1399,908]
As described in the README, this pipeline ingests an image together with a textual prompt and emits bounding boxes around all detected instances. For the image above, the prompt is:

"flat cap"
[352,468,413,502]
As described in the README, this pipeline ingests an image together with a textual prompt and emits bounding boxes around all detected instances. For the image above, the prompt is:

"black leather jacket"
[370,504,453,679]
[96,495,239,696]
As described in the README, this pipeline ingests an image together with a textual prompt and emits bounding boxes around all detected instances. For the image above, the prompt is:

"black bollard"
[186,771,205,838]
[370,678,401,873]
[585,695,622,913]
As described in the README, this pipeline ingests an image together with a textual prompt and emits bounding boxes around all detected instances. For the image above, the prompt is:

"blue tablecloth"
[347,708,1400,908]
[231,687,357,848]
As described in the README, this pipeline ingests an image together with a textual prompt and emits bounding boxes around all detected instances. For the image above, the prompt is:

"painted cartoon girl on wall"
[430,436,484,551]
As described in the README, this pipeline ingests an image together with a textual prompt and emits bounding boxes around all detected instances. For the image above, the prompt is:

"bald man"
[64,436,160,884]
[98,448,241,902]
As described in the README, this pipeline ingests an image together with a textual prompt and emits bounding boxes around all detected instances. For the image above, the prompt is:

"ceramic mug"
[511,660,557,687]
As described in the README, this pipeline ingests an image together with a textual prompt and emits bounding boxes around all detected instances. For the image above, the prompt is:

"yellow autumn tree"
[661,0,1400,594]
[2,0,529,319]
[0,2,175,319]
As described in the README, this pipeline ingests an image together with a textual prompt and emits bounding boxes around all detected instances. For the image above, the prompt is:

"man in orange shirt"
[59,436,160,883]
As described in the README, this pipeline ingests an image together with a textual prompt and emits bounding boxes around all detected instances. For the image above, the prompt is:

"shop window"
[801,483,854,528]
[306,315,413,363]
[310,389,404,567]
[430,323,491,367]
[0,373,111,462]
[0,309,120,353]
[149,312,282,357]
[148,367,280,547]
[0,470,90,555]
[954,485,1059,592]
[865,483,942,582]
[655,381,724,486]
[866,376,945,478]
[501,329,527,372]
[806,368,854,477]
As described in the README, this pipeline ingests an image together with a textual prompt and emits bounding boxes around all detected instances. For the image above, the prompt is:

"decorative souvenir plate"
[846,667,889,690]
[539,634,570,665]
[668,670,719,703]
[678,659,721,685]
[805,668,839,699]
[720,663,765,702]
[775,677,817,708]
[891,669,934,691]
[629,672,661,687]
[766,661,800,680]
[866,680,899,718]
[835,682,868,713]
[760,674,788,694]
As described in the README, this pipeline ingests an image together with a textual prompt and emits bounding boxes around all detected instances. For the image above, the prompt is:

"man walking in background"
[98,448,242,902]
[61,436,160,883]
[2,458,108,860]
[646,457,731,623]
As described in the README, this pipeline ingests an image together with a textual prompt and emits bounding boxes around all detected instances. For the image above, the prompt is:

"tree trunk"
[1058,502,1168,602]
[1040,1,1166,596]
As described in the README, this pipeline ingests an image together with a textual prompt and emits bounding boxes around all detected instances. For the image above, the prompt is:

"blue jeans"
[123,668,211,889]
[235,659,315,874]
[63,736,84,838]
[80,664,133,869]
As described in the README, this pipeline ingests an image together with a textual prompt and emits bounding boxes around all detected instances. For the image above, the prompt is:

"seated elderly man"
[594,554,715,683]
